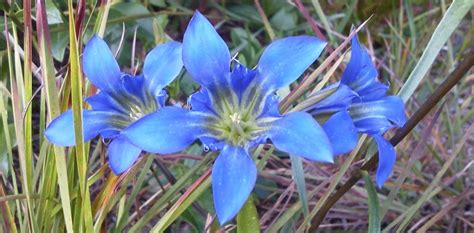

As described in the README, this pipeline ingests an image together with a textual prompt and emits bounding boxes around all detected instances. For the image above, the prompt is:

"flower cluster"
[45,11,405,224]
[45,35,183,174]
[306,36,407,187]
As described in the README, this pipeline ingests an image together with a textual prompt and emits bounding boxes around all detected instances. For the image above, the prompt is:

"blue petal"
[100,129,121,139]
[258,94,281,118]
[120,75,151,106]
[353,118,393,135]
[85,92,127,114]
[268,112,333,163]
[350,96,406,134]
[373,135,396,187]
[323,111,358,155]
[212,145,257,225]
[108,136,142,174]
[309,83,358,115]
[45,110,118,146]
[356,81,389,102]
[155,89,168,107]
[122,74,145,98]
[231,62,257,100]
[200,136,225,151]
[82,35,122,94]
[122,107,205,154]
[341,36,364,84]
[183,11,231,90]
[188,89,217,116]
[143,41,183,97]
[256,36,327,92]
[341,36,388,100]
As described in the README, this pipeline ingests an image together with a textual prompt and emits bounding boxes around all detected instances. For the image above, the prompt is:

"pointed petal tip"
[85,34,106,50]
[212,146,257,227]
[90,34,101,41]
[189,10,208,26]
[217,214,232,226]
[324,155,334,164]
[108,137,142,175]
[45,110,75,147]
[143,41,183,94]
[183,8,230,89]
[375,180,384,189]
[110,164,125,175]
[257,36,327,91]
[373,135,396,188]
[83,34,122,93]
[193,10,203,17]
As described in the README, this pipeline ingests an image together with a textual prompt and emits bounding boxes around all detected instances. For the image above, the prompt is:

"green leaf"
[270,8,297,32]
[50,31,69,61]
[111,2,154,36]
[290,155,309,218]
[362,171,381,233]
[46,0,63,24]
[398,0,473,102]
[228,5,262,23]
[237,195,260,233]
[149,0,167,7]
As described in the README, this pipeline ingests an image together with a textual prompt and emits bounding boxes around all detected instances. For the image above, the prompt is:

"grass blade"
[302,135,367,232]
[36,0,74,231]
[67,0,94,231]
[128,153,214,232]
[362,171,381,233]
[151,169,211,232]
[289,155,309,218]
[398,0,473,101]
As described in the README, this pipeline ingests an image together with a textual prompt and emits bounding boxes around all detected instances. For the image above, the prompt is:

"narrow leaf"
[67,0,94,230]
[36,0,74,231]
[362,171,381,233]
[151,170,211,232]
[290,155,309,218]
[237,195,260,233]
[398,0,473,101]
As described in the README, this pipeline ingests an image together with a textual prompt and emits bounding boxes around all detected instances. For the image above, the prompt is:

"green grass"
[0,0,473,232]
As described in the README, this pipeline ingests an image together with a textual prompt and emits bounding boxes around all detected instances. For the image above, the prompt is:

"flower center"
[208,107,264,147]
[200,82,276,148]
[129,104,146,121]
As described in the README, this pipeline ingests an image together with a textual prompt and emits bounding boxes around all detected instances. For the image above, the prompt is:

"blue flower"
[45,35,183,175]
[122,11,333,224]
[307,36,406,187]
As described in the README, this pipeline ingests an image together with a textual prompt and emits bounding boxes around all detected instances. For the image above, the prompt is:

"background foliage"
[0,0,473,232]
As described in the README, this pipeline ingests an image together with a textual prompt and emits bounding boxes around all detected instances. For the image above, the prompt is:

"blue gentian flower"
[45,35,183,174]
[122,11,333,224]
[307,36,406,187]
